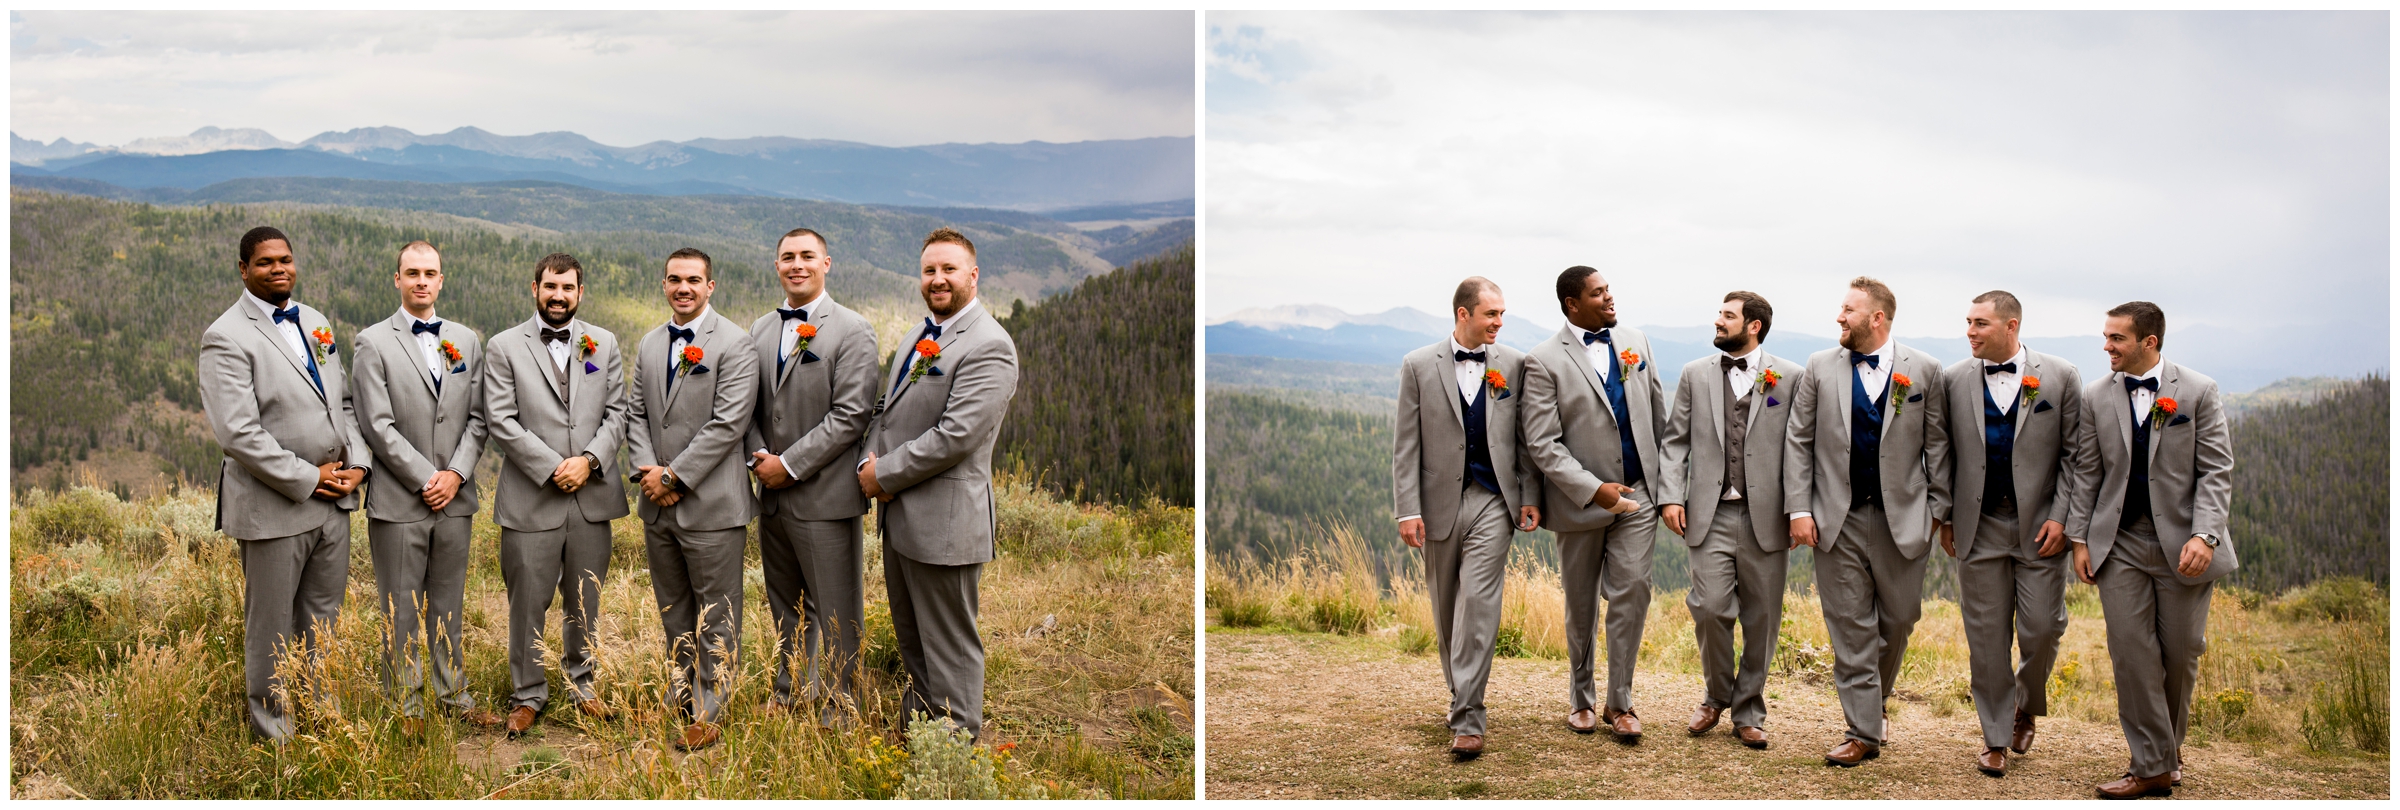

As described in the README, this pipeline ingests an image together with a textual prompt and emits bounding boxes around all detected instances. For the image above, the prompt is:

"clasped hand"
[312,462,365,501]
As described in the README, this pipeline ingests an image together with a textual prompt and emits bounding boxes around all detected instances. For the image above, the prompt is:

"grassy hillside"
[2227,374,2388,591]
[996,242,1193,507]
[12,474,1194,799]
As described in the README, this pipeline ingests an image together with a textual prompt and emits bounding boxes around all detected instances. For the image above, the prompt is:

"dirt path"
[1204,631,2387,800]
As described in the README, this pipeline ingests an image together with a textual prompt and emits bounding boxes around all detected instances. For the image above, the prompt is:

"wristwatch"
[2195,532,2220,548]
[581,451,601,472]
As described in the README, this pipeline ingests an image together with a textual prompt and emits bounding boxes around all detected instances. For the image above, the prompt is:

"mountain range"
[11,126,1193,210]
[1208,305,2381,394]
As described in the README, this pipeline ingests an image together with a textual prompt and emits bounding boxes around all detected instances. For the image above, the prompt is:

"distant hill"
[2226,374,2388,591]
[996,242,1194,507]
[11,126,1194,210]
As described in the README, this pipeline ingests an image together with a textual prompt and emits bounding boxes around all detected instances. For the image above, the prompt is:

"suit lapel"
[2147,362,2177,467]
[662,319,698,418]
[1702,359,1725,451]
[2112,370,2136,464]
[1742,356,1776,438]
[1435,347,1465,428]
[764,315,794,391]
[2009,353,2034,439]
[1877,348,1901,429]
[392,316,440,402]
[522,321,567,405]
[891,306,976,409]
[247,303,318,395]
[1558,328,1616,427]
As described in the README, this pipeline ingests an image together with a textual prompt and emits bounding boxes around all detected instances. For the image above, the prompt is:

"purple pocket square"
[1767,396,1780,408]
[584,360,599,374]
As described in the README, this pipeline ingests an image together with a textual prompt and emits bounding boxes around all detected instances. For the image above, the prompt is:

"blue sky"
[1205,11,2388,369]
[12,10,1195,148]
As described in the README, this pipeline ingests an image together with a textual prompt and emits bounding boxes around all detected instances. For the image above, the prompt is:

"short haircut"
[778,227,829,254]
[1849,276,1897,321]
[239,226,290,265]
[922,226,977,261]
[395,239,439,273]
[534,252,584,287]
[1452,276,1500,316]
[1724,291,1773,343]
[1972,289,2022,322]
[2107,301,2166,349]
[1555,265,1600,314]
[665,246,713,280]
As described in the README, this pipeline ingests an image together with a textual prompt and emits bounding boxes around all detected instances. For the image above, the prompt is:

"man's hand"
[636,465,681,507]
[1399,517,1427,549]
[1789,515,1818,550]
[1593,482,1639,515]
[1516,505,1541,532]
[754,451,795,489]
[2035,520,2067,558]
[2073,543,2095,584]
[312,461,349,500]
[2176,536,2215,578]
[1939,521,1956,558]
[1661,504,1687,536]
[859,453,892,502]
[421,470,464,510]
[552,455,593,493]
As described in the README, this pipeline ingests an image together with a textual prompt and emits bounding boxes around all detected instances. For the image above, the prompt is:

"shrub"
[19,486,125,548]
[1395,625,1435,656]
[2274,577,2387,623]
[896,715,1046,800]
[2300,625,2389,753]
[1307,593,1371,635]
[1214,595,1272,629]
[1493,625,1527,659]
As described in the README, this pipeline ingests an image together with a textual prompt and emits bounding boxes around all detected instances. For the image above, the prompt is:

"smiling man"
[199,225,372,742]
[347,240,503,736]
[626,247,761,751]
[744,227,880,724]
[859,227,1019,741]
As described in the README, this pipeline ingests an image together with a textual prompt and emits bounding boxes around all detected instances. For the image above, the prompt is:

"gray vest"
[1722,368,1753,501]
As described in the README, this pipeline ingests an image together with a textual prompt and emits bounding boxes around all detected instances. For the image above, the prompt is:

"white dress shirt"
[2123,357,2162,425]
[778,292,830,362]
[1722,345,1762,402]
[1982,345,2027,410]
[401,309,446,382]
[245,289,309,363]
[668,303,715,369]
[1578,327,1626,418]
[545,328,573,374]
[1451,337,1489,403]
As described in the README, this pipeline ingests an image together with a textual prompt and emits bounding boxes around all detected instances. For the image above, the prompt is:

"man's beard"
[1837,326,1868,352]
[259,288,291,305]
[539,301,578,326]
[1597,309,1617,329]
[923,286,967,318]
[1712,332,1749,353]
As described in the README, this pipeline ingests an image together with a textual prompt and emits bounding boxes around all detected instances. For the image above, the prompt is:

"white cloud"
[1205,11,2387,353]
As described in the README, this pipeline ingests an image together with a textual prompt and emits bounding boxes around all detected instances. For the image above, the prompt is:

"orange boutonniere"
[1618,349,1640,370]
[2149,396,2177,428]
[678,344,707,376]
[2020,375,2041,405]
[438,339,462,365]
[578,334,598,357]
[1757,367,1782,392]
[1484,369,1511,400]
[907,337,943,385]
[1891,371,1915,416]
[310,326,337,361]
[791,322,818,355]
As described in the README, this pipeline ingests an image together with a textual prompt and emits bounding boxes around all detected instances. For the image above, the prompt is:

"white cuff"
[1396,515,1421,523]
[1790,511,1812,521]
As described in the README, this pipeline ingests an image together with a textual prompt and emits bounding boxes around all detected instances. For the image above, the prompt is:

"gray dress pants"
[760,512,866,720]
[1813,502,1928,746]
[1957,508,2068,749]
[1423,486,1512,736]
[500,499,613,712]
[2096,516,2211,779]
[884,537,986,741]
[645,519,749,725]
[367,513,477,718]
[239,508,351,741]
[1688,499,1787,730]
[1560,481,1656,715]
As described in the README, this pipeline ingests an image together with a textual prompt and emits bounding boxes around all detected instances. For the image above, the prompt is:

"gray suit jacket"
[200,297,373,540]
[351,312,486,523]
[1658,351,1805,553]
[627,309,762,532]
[744,299,878,521]
[1391,341,1540,541]
[866,302,1020,567]
[1521,323,1667,533]
[482,316,632,532]
[2064,360,2236,584]
[1941,350,2084,558]
[1781,343,1952,560]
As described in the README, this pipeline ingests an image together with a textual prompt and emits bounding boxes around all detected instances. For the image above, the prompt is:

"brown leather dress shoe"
[460,707,505,728]
[1824,738,1880,767]
[576,700,618,721]
[1449,734,1484,761]
[1977,747,2007,777]
[2010,710,2036,754]
[1566,708,1598,735]
[2095,771,2173,799]
[1603,708,1642,741]
[400,717,426,737]
[1736,726,1768,749]
[1688,704,1723,736]
[676,722,722,751]
[505,706,538,738]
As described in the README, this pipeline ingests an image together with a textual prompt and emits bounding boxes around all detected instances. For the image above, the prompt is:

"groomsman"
[348,240,503,735]
[859,227,1020,741]
[200,226,372,741]
[1783,276,1949,767]
[1392,277,1542,761]
[1521,265,1661,741]
[745,228,880,724]
[1656,292,1802,750]
[482,253,631,738]
[1936,290,2084,777]
[627,247,762,751]
[2066,301,2235,800]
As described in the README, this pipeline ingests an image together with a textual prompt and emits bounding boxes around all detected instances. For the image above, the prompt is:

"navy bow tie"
[666,324,695,344]
[778,307,809,321]
[2124,376,2159,394]
[921,319,944,341]
[1582,329,1611,346]
[412,320,442,336]
[1454,349,1487,363]
[272,306,301,326]
[1851,351,1880,370]
[1985,362,2016,375]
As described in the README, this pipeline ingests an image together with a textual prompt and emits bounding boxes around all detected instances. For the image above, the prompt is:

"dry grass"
[11,474,1193,799]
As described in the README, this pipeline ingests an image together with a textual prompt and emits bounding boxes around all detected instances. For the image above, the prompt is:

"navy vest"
[1462,382,1501,497]
[2120,398,2153,531]
[1848,364,1887,510]
[1981,384,2017,515]
[1602,340,1644,486]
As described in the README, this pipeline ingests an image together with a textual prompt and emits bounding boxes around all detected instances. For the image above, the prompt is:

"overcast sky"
[11,10,1194,148]
[1207,11,2387,348]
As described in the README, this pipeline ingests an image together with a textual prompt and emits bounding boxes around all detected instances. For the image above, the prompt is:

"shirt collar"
[399,308,440,329]
[2126,357,2163,382]
[789,291,832,318]
[1986,345,2026,372]
[931,296,981,328]
[1450,336,1489,359]
[1724,344,1762,368]
[245,289,295,320]
[1856,335,1896,364]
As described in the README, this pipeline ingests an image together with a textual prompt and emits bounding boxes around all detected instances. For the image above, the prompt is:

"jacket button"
[437,415,445,423]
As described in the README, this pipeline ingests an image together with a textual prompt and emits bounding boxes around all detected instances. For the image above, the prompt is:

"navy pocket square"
[1907,393,1923,402]
[799,349,822,364]
[692,363,710,375]
[2033,399,2054,414]
[450,363,467,375]
[2169,413,2190,426]
[1494,388,1511,401]
[927,365,944,377]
